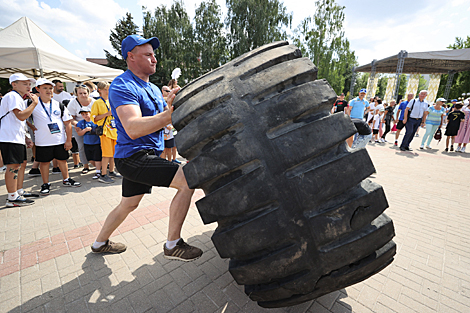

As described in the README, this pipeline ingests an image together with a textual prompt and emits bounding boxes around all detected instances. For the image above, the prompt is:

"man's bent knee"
[170,166,193,192]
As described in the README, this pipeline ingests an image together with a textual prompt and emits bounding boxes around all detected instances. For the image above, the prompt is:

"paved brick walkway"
[1,133,469,312]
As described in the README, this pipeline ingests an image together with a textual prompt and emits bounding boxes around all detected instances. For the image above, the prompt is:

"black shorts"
[36,144,70,162]
[396,120,405,130]
[372,129,379,135]
[84,144,102,162]
[70,137,79,153]
[445,125,459,137]
[115,149,180,197]
[164,138,175,148]
[0,142,27,164]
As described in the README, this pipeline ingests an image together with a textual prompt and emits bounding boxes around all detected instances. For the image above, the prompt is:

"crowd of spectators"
[0,73,181,207]
[332,89,470,153]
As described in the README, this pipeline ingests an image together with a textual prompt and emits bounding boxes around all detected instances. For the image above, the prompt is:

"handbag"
[94,101,111,136]
[434,128,442,142]
[95,116,107,136]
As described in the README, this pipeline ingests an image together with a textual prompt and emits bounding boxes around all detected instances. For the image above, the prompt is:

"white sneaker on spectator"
[0,165,6,172]
[426,146,432,149]
[456,146,462,152]
[461,147,466,153]
[92,173,101,180]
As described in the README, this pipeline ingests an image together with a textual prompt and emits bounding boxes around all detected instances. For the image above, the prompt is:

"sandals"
[82,168,90,174]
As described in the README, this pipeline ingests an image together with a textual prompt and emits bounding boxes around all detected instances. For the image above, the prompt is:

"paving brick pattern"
[0,134,469,312]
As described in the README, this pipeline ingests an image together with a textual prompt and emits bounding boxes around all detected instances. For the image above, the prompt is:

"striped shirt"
[426,106,445,126]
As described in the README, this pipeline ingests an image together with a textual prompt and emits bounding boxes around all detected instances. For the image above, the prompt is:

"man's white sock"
[8,192,19,201]
[165,238,181,250]
[17,188,24,196]
[92,241,107,249]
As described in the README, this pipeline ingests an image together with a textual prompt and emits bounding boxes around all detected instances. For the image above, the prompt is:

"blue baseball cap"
[121,35,160,60]
[359,88,367,94]
[451,99,457,102]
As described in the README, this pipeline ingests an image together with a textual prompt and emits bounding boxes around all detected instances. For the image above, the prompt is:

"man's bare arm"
[116,87,179,140]
[117,105,173,140]
[12,94,39,121]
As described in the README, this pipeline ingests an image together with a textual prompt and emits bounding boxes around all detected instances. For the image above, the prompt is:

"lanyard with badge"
[40,97,61,134]
[99,97,116,129]
[129,71,164,133]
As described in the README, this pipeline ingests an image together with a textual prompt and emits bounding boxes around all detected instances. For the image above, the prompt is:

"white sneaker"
[456,146,462,152]
[426,146,432,149]
[0,165,6,171]
[419,145,424,149]
[461,147,466,153]
[383,139,388,142]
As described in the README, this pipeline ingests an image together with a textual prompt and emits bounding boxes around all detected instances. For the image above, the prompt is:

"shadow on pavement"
[14,231,354,313]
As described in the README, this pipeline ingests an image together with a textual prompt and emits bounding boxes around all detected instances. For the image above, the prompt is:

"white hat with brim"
[9,73,36,85]
[36,78,55,87]
[436,98,446,102]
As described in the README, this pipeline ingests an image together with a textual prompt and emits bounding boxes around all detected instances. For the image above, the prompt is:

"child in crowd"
[445,103,465,152]
[76,107,102,179]
[372,111,382,143]
[162,124,181,164]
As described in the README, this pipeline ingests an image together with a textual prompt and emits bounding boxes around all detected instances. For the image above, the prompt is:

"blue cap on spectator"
[359,88,367,94]
[121,35,160,60]
[451,99,457,102]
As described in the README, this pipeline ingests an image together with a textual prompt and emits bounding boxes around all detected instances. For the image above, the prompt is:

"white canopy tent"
[0,17,123,82]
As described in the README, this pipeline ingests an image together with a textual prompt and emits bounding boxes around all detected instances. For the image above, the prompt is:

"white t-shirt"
[67,97,95,122]
[367,102,376,120]
[52,91,73,104]
[164,124,174,140]
[373,114,381,129]
[0,91,27,145]
[375,104,384,114]
[31,98,72,146]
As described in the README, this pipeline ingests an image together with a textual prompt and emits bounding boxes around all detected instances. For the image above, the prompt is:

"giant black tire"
[172,41,395,308]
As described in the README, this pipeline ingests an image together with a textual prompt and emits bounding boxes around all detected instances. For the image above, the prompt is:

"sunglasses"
[163,90,170,93]
[76,84,87,88]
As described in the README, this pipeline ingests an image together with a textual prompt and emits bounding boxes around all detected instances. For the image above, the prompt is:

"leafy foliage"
[104,12,139,71]
[195,0,227,75]
[143,0,200,88]
[292,0,357,95]
[437,36,470,100]
[225,0,292,59]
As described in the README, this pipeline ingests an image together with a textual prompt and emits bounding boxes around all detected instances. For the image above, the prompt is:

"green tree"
[105,12,140,70]
[397,74,407,100]
[143,0,200,88]
[355,72,369,95]
[417,74,428,93]
[437,36,470,100]
[225,0,292,59]
[375,74,388,98]
[292,0,357,95]
[194,0,227,75]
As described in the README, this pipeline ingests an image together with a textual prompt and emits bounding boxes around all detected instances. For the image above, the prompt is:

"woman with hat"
[420,98,446,149]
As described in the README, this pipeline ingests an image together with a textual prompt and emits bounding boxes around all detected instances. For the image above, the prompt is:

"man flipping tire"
[91,35,203,261]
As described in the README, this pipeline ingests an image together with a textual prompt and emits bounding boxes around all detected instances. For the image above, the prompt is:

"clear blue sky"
[0,0,468,67]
